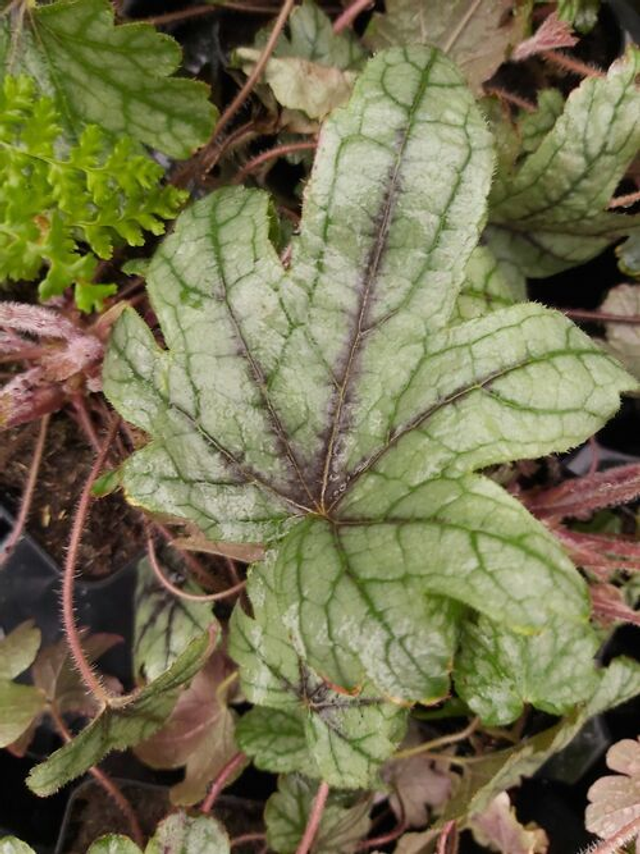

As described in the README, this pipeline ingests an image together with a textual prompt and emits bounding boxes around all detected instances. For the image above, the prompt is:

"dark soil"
[0,413,144,578]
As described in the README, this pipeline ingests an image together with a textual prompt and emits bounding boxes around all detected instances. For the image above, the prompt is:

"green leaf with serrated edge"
[145,812,230,854]
[265,774,371,854]
[104,47,634,708]
[271,0,365,70]
[27,631,212,796]
[617,235,640,280]
[441,656,640,822]
[487,47,640,278]
[454,616,600,725]
[0,840,36,854]
[0,621,40,680]
[0,682,47,747]
[87,837,142,854]
[364,0,529,92]
[229,560,407,789]
[134,556,217,682]
[236,707,317,777]
[0,0,216,158]
[450,246,521,325]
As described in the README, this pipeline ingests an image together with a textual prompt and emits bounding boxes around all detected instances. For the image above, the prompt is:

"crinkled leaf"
[27,631,213,796]
[454,616,600,725]
[236,707,316,777]
[145,812,230,854]
[236,0,363,120]
[229,562,406,789]
[0,0,216,157]
[468,792,548,854]
[599,284,640,383]
[487,48,640,278]
[442,656,640,821]
[381,725,452,827]
[86,837,142,854]
[265,774,371,854]
[135,652,241,805]
[270,0,365,70]
[235,49,356,120]
[0,682,47,747]
[364,0,529,92]
[0,621,40,680]
[104,47,633,711]
[586,737,640,840]
[134,556,218,682]
[0,840,36,854]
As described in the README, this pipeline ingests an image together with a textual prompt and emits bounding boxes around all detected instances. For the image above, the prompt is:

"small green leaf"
[617,235,640,280]
[487,47,640,278]
[454,616,600,725]
[0,621,41,680]
[557,0,600,33]
[86,837,142,854]
[27,632,213,796]
[134,556,218,682]
[442,656,640,821]
[229,563,407,789]
[0,682,47,748]
[365,0,529,91]
[92,469,123,498]
[145,812,230,854]
[236,707,316,777]
[0,839,36,854]
[0,0,216,157]
[265,775,371,854]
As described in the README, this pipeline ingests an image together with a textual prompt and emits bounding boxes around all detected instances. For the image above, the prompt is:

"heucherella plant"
[0,75,187,312]
[98,45,637,789]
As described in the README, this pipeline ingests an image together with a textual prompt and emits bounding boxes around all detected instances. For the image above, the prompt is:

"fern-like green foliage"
[0,75,187,312]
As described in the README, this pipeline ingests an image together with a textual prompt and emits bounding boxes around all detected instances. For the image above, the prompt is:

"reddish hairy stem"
[200,752,247,814]
[230,833,267,848]
[608,188,640,209]
[332,0,373,33]
[295,781,330,854]
[483,85,536,112]
[541,50,605,78]
[233,141,317,184]
[436,820,457,854]
[562,308,640,325]
[0,414,50,567]
[49,703,144,848]
[62,420,120,707]
[142,3,277,25]
[356,820,407,850]
[198,0,296,174]
[72,396,101,452]
[147,535,246,602]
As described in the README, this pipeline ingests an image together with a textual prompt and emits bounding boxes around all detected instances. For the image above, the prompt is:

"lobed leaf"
[105,46,636,780]
[229,562,406,789]
[145,812,230,854]
[586,737,640,840]
[0,0,216,157]
[454,616,600,725]
[487,48,640,278]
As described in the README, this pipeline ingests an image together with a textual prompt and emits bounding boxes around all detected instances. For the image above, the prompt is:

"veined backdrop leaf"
[0,0,217,158]
[104,46,636,784]
[487,47,640,278]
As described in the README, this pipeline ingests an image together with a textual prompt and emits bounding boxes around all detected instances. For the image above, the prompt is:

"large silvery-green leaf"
[27,632,213,796]
[229,560,406,789]
[105,46,634,713]
[487,47,640,278]
[0,0,216,158]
